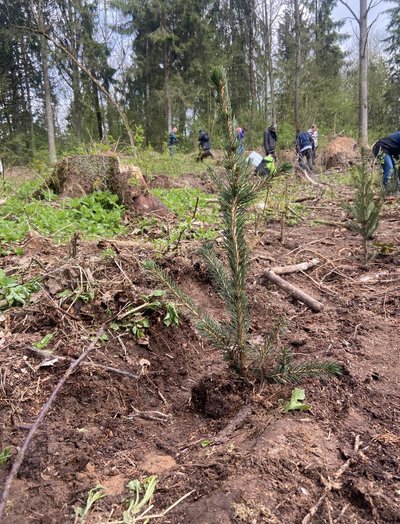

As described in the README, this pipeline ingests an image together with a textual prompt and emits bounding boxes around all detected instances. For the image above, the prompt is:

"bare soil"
[1,166,400,524]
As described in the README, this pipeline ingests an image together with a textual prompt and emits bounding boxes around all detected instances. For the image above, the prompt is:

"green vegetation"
[144,68,340,383]
[33,333,55,350]
[74,485,106,522]
[111,291,179,343]
[0,188,126,246]
[0,447,11,466]
[343,156,383,262]
[151,187,219,249]
[282,388,311,413]
[0,269,40,309]
[119,476,158,524]
[138,151,206,180]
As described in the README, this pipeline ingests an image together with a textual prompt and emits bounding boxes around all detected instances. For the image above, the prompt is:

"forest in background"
[0,0,400,165]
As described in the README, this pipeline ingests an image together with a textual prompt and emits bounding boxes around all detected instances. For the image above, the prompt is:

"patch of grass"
[138,150,205,179]
[150,187,220,249]
[0,447,11,466]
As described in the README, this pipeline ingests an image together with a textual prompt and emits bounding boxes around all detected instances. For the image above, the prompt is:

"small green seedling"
[122,475,158,523]
[163,303,179,327]
[74,485,106,521]
[33,332,55,350]
[282,388,311,412]
[0,447,11,466]
[0,269,40,309]
[200,439,213,448]
[101,247,117,258]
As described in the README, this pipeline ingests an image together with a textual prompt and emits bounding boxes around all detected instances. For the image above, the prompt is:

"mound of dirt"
[322,136,361,169]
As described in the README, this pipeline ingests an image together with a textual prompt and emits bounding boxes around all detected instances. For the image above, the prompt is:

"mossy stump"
[49,154,171,216]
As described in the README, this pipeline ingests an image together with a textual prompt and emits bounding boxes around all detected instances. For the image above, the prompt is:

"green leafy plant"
[101,247,117,259]
[74,485,106,522]
[0,447,11,466]
[33,332,55,350]
[111,294,178,342]
[0,270,40,309]
[163,303,179,327]
[0,188,126,245]
[282,388,311,412]
[344,154,383,262]
[121,476,158,523]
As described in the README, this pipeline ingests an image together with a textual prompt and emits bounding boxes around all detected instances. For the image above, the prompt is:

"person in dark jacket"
[168,127,178,156]
[197,130,214,161]
[264,124,277,159]
[372,131,400,190]
[296,129,314,172]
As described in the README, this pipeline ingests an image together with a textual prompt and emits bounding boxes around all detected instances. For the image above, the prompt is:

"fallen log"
[262,270,324,312]
[269,258,320,275]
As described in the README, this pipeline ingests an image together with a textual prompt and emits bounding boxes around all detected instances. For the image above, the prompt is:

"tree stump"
[49,154,171,217]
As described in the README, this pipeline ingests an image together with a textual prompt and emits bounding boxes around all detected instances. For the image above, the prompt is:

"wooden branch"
[0,325,107,523]
[262,270,324,312]
[269,258,320,275]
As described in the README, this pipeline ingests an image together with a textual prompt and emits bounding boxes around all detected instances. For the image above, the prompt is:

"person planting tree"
[372,131,400,193]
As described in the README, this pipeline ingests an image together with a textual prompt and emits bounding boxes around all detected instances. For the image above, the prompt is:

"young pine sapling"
[144,67,340,382]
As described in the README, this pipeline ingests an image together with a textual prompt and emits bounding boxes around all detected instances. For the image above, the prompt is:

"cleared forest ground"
[0,155,399,523]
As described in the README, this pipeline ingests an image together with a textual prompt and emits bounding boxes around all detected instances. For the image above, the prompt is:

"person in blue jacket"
[296,129,314,171]
[372,131,400,190]
[168,127,178,156]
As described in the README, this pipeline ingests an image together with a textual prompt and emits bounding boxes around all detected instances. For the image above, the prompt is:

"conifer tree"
[344,154,383,262]
[144,67,340,382]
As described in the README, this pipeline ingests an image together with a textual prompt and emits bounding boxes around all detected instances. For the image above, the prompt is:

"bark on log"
[262,270,324,312]
[48,154,172,217]
[269,258,320,275]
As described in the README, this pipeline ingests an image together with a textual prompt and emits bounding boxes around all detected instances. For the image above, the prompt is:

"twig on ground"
[261,270,324,312]
[333,504,350,523]
[0,324,107,523]
[213,404,253,444]
[27,346,140,379]
[269,258,320,275]
[301,435,367,524]
[135,489,195,521]
[127,407,171,422]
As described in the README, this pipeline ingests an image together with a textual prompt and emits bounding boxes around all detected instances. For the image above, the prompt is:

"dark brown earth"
[0,162,400,524]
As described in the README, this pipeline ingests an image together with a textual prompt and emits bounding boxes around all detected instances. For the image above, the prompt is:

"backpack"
[202,132,209,142]
[297,131,312,149]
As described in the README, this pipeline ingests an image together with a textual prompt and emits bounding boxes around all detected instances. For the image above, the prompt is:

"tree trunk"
[38,0,57,164]
[93,81,103,141]
[267,1,276,124]
[359,0,368,146]
[294,0,301,130]
[49,154,172,217]
[164,42,172,132]
[21,38,35,153]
